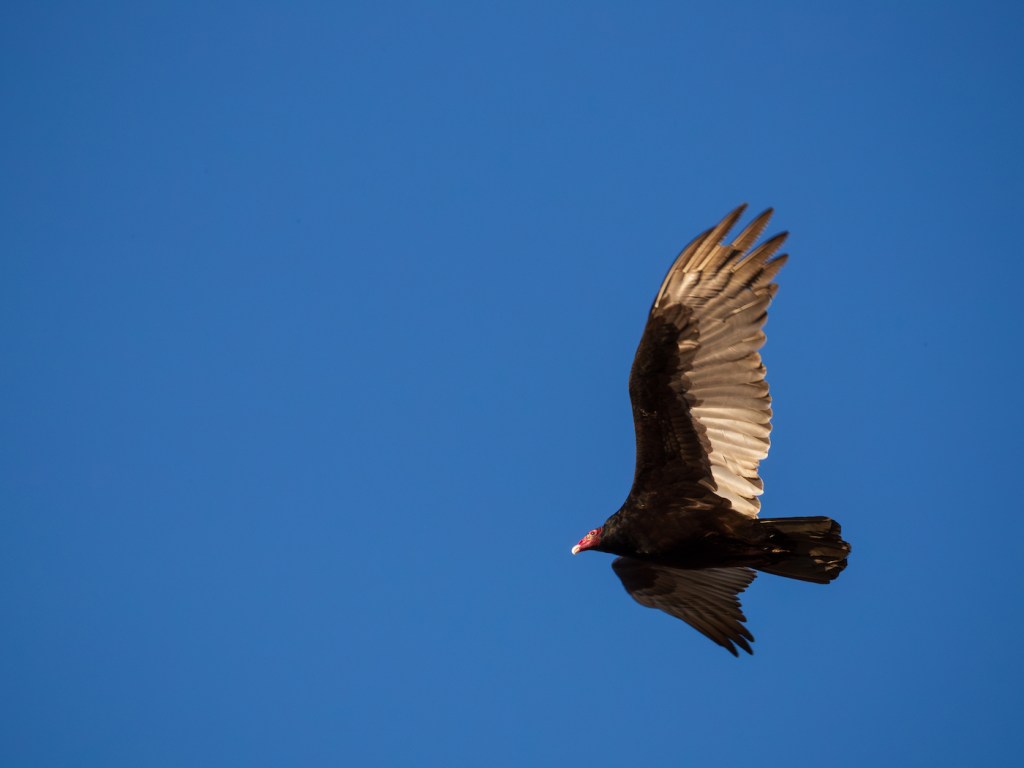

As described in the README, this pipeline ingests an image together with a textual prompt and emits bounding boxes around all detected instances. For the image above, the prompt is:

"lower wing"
[611,558,758,656]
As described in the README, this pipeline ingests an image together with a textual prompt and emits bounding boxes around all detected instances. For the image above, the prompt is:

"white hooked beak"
[571,545,581,555]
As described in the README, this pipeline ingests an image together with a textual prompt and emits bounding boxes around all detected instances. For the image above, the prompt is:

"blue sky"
[3,2,1023,765]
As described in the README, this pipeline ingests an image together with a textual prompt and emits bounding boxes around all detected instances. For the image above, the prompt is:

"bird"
[571,205,850,655]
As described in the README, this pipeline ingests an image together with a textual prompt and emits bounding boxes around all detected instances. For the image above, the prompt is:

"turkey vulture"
[572,205,850,655]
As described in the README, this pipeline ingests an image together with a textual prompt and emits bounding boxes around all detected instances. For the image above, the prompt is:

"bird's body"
[572,205,850,655]
[599,504,772,569]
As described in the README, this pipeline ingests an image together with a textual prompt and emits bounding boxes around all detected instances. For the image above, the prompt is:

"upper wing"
[612,558,757,655]
[628,205,787,517]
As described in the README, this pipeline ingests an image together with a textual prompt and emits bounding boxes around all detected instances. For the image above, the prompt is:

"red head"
[571,527,603,555]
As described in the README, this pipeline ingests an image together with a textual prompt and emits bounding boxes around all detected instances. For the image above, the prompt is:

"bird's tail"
[754,516,850,584]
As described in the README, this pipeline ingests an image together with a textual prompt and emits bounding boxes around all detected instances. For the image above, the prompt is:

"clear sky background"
[3,2,1023,766]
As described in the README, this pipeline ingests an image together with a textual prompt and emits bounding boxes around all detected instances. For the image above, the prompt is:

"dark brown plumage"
[572,205,850,655]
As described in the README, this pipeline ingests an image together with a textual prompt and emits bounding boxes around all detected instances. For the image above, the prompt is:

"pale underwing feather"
[629,205,786,518]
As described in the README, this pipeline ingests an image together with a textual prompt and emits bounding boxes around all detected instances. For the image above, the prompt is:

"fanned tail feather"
[756,516,850,584]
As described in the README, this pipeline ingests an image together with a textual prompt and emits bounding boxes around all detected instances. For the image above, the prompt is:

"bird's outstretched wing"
[612,558,757,655]
[628,205,786,517]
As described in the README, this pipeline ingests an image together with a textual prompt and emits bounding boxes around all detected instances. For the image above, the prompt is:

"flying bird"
[572,205,850,655]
